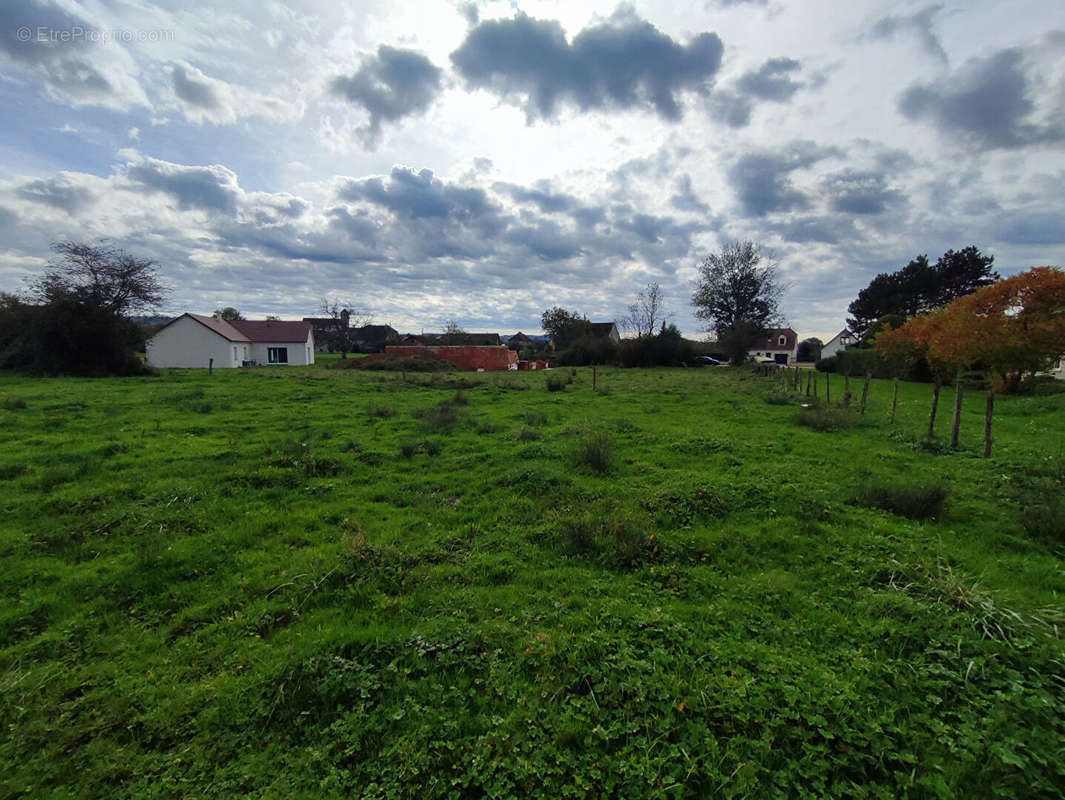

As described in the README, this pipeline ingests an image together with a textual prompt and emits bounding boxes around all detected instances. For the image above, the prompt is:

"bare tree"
[621,282,669,338]
[32,240,166,315]
[319,298,370,358]
[442,318,471,345]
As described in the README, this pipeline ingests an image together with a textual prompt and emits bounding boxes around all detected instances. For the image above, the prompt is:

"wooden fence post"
[927,378,941,439]
[805,371,811,397]
[843,374,851,407]
[825,372,830,405]
[983,389,994,458]
[859,373,871,415]
[209,357,213,374]
[950,369,963,448]
[890,377,899,424]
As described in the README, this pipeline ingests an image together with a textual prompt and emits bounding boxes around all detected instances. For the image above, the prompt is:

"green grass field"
[1,365,1063,798]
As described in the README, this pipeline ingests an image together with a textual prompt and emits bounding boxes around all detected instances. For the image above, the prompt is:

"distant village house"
[146,314,314,368]
[748,328,798,364]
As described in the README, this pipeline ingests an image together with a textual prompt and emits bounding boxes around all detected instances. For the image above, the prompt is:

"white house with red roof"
[748,327,798,364]
[145,313,315,368]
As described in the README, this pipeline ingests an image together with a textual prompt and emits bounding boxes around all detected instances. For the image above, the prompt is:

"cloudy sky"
[1,0,1063,338]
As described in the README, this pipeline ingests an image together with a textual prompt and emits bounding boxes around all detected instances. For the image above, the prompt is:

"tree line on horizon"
[0,239,1061,380]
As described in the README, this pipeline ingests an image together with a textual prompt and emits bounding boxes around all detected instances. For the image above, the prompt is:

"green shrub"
[853,481,948,521]
[0,463,28,480]
[1013,455,1065,541]
[574,430,614,474]
[521,410,547,426]
[164,388,215,414]
[795,406,861,432]
[560,518,599,557]
[558,511,658,569]
[814,356,837,373]
[413,402,461,432]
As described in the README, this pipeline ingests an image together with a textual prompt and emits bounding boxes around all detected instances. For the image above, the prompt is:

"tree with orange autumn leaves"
[875,267,1065,393]
[875,267,1065,456]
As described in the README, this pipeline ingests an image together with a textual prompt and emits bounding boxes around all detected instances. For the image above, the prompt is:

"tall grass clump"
[366,403,395,419]
[795,406,860,432]
[2,396,27,411]
[546,376,567,392]
[559,510,658,569]
[1013,454,1065,541]
[574,430,614,474]
[413,402,461,432]
[853,480,948,521]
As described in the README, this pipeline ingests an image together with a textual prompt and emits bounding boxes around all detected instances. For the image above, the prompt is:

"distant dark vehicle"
[696,356,721,366]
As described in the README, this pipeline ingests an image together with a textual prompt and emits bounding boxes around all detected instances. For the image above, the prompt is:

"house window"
[233,346,238,360]
[778,335,786,346]
[268,347,288,364]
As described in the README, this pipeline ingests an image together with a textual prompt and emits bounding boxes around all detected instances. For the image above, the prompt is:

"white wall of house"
[748,347,797,363]
[248,336,314,366]
[821,330,855,359]
[146,316,245,368]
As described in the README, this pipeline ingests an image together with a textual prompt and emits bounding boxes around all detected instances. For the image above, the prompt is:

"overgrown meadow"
[1,364,1064,798]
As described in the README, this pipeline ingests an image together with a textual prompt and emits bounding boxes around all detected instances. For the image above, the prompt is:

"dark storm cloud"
[505,220,583,260]
[769,215,859,244]
[326,206,381,246]
[329,46,443,146]
[219,221,371,264]
[172,64,220,108]
[125,159,240,214]
[995,211,1065,245]
[727,141,839,217]
[571,205,607,228]
[823,170,902,215]
[898,48,1065,149]
[708,91,752,128]
[868,5,947,61]
[0,0,142,107]
[710,57,804,128]
[16,175,94,214]
[495,182,576,213]
[736,57,802,101]
[458,1,479,25]
[670,175,710,214]
[245,194,310,226]
[450,12,723,121]
[339,167,504,232]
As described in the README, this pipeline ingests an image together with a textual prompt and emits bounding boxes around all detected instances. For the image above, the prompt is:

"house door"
[774,353,788,364]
